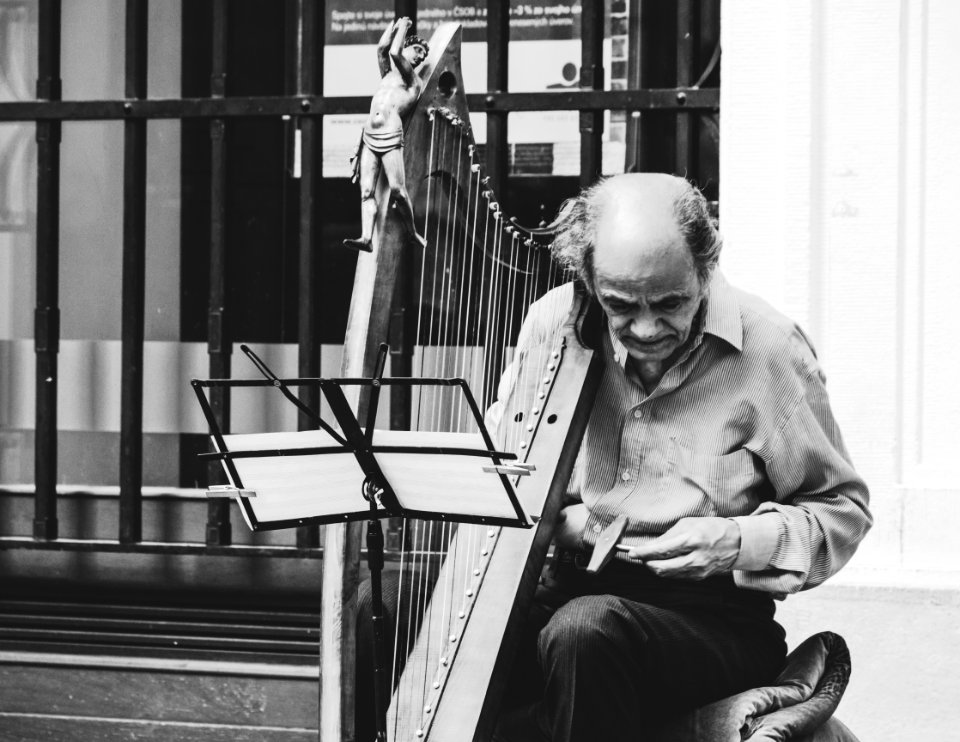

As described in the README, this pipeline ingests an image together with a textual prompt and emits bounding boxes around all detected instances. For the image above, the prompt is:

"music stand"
[191,344,534,741]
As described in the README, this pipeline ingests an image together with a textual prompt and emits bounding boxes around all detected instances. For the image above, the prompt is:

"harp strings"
[388,111,567,739]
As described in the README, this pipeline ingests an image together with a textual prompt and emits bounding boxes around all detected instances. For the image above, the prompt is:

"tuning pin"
[471,163,481,173]
[504,225,515,235]
[468,144,475,156]
[481,176,491,186]
[525,238,534,247]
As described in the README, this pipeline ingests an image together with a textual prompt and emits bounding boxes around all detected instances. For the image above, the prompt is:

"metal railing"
[0,0,720,559]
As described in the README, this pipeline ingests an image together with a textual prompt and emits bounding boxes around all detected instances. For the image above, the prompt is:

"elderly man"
[492,172,872,741]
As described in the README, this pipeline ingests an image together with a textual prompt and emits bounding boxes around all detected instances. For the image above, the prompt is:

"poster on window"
[322,1,612,176]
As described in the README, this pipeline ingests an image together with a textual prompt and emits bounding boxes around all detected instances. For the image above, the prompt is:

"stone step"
[0,651,319,741]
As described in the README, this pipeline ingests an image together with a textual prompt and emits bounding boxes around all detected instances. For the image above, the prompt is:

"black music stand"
[191,344,534,741]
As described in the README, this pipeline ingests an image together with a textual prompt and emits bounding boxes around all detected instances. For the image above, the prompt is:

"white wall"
[720,0,960,575]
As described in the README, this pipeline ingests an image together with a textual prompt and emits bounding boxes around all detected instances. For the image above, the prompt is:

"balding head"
[551,173,721,291]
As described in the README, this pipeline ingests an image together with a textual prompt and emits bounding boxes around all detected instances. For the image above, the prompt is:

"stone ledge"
[822,566,960,595]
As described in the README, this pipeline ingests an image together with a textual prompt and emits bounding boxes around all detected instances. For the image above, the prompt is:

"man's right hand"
[554,503,590,550]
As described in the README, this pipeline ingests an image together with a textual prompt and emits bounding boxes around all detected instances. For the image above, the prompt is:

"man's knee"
[538,594,643,663]
[360,187,376,202]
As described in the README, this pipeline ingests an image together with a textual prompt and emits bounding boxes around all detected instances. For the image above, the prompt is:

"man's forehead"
[600,178,681,228]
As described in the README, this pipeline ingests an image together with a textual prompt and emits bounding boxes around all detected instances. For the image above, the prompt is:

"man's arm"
[389,17,417,86]
[726,369,872,594]
[377,20,396,77]
[630,352,872,594]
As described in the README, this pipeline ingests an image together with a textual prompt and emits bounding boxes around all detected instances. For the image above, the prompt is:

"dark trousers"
[356,558,787,742]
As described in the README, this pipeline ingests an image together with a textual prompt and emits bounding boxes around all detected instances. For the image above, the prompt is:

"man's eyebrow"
[599,291,635,304]
[649,291,694,303]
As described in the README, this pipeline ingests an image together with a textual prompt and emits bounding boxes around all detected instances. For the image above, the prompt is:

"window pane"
[322,1,625,177]
[148,1,181,99]
[0,120,35,486]
[62,0,124,100]
[0,1,37,102]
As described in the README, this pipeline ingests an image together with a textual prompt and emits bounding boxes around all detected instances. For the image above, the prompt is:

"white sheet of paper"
[218,429,523,528]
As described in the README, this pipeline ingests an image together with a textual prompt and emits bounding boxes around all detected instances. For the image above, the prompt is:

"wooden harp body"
[320,23,603,742]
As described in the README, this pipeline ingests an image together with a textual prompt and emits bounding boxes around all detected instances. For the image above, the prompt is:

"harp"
[320,23,604,741]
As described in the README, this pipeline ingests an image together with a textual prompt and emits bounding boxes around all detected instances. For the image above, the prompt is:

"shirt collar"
[607,269,743,367]
[702,271,743,352]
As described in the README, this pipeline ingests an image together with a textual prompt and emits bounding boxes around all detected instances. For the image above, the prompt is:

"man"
[490,172,872,741]
[344,17,429,252]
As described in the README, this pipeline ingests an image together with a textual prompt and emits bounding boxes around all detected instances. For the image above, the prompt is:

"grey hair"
[550,176,722,290]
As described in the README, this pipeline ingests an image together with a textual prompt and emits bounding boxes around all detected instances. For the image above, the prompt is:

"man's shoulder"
[518,283,577,343]
[728,284,822,380]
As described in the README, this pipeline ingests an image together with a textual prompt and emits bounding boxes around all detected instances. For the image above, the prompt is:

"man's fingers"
[644,555,705,580]
[627,533,692,561]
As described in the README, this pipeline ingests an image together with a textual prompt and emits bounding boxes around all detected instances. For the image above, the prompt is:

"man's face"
[403,43,428,67]
[592,204,705,365]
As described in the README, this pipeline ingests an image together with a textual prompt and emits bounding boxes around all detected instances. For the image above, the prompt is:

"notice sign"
[327,1,585,45]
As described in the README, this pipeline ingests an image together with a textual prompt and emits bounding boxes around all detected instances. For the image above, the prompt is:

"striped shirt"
[499,273,872,596]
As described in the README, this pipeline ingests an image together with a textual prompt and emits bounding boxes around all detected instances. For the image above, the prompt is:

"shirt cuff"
[729,513,782,571]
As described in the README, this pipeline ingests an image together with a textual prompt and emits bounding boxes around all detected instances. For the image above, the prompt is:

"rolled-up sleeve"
[731,368,872,595]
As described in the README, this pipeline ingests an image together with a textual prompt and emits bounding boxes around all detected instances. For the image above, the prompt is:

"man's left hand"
[625,517,741,580]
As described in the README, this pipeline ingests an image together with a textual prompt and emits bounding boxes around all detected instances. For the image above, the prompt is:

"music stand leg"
[366,495,389,741]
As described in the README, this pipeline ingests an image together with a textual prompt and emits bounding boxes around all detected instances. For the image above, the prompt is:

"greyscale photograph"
[0,1,955,741]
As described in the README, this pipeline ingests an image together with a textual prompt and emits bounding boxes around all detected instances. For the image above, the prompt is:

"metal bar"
[118,0,149,544]
[0,89,719,122]
[0,537,446,563]
[33,0,62,541]
[675,0,696,177]
[394,0,417,26]
[579,0,605,187]
[486,0,509,205]
[0,536,324,558]
[206,0,232,547]
[295,0,323,550]
[624,0,642,172]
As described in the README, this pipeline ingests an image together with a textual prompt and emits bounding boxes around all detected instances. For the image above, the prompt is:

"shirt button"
[592,523,603,534]
[633,409,643,420]
[621,471,631,481]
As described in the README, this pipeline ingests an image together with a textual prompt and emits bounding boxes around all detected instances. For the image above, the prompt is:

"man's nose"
[629,313,660,340]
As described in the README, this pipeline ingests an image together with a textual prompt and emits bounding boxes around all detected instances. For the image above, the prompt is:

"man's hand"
[625,517,741,580]
[554,503,590,550]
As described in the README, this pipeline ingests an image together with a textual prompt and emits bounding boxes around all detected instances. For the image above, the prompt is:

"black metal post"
[486,0,509,206]
[624,0,641,172]
[674,0,697,178]
[295,0,324,550]
[206,0,232,546]
[33,0,62,541]
[580,0,605,187]
[394,0,417,26]
[118,0,148,543]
